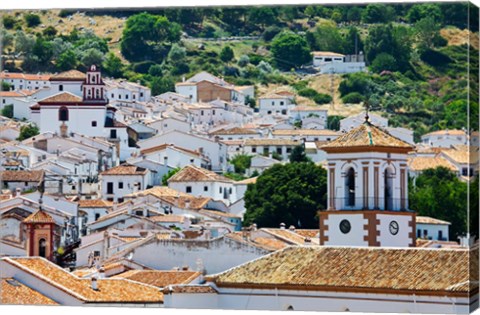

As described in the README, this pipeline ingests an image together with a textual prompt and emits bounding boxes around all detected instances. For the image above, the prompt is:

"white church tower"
[319,113,416,247]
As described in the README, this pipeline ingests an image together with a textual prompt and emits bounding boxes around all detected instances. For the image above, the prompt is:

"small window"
[276,147,282,154]
[93,251,101,257]
[118,182,124,189]
[91,121,97,127]
[201,110,204,116]
[118,94,121,99]
[219,187,223,193]
[252,147,257,153]
[417,229,421,238]
[59,107,69,121]
[271,101,275,105]
[95,213,101,221]
[286,148,292,153]
[126,94,129,99]
[140,92,144,97]
[111,93,114,98]
[59,84,63,91]
[280,101,284,106]
[213,110,216,115]
[204,186,208,192]
[186,186,192,193]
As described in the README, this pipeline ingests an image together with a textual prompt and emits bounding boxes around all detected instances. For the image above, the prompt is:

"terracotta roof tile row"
[408,156,457,172]
[0,170,44,182]
[209,246,476,296]
[23,210,56,224]
[113,270,201,288]
[78,199,114,208]
[100,164,148,176]
[168,165,233,183]
[416,216,451,225]
[1,278,58,305]
[3,257,164,304]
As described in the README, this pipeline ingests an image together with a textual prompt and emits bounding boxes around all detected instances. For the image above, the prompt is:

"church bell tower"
[319,113,416,247]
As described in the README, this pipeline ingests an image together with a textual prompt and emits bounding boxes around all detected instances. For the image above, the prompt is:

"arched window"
[38,238,46,257]
[346,167,355,207]
[384,168,394,210]
[59,107,69,121]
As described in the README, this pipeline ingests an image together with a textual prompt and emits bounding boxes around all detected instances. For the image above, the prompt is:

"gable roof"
[113,270,201,288]
[210,127,259,136]
[125,186,211,210]
[3,257,164,304]
[208,246,476,297]
[0,170,44,182]
[408,156,457,172]
[321,121,413,153]
[416,216,451,225]
[23,210,55,224]
[168,165,233,183]
[100,164,148,176]
[1,278,58,305]
[50,70,86,81]
[38,92,83,104]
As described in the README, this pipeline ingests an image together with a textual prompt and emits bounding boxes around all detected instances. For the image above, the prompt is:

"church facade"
[319,117,416,247]
[30,65,132,161]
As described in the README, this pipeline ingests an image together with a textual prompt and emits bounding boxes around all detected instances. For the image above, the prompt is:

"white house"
[104,78,151,103]
[138,130,228,172]
[100,164,151,203]
[0,71,51,91]
[312,51,366,74]
[416,216,450,241]
[242,138,301,161]
[148,116,192,134]
[168,165,237,205]
[258,92,295,116]
[139,143,210,170]
[421,129,468,147]
[175,71,254,104]
[289,106,328,127]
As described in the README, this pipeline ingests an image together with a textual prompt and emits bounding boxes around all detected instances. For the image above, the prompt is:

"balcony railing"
[329,197,409,211]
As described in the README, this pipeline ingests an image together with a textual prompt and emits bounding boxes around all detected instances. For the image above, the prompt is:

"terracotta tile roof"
[244,139,300,146]
[50,70,86,81]
[210,127,258,135]
[23,210,55,224]
[442,148,478,164]
[259,93,292,100]
[38,92,83,103]
[199,209,241,219]
[423,129,467,137]
[209,246,476,296]
[416,216,451,225]
[235,177,258,185]
[126,186,211,210]
[408,156,457,172]
[294,229,319,239]
[263,228,308,245]
[321,122,413,151]
[100,164,148,176]
[78,199,114,208]
[312,51,345,57]
[0,72,50,80]
[140,144,201,157]
[0,170,44,182]
[273,129,339,136]
[4,257,164,304]
[1,278,58,305]
[168,165,233,183]
[113,270,200,288]
[164,285,217,294]
[150,215,186,223]
[291,106,328,112]
[224,232,288,252]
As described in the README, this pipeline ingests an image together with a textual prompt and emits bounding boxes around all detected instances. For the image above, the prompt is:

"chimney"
[91,276,99,291]
[251,223,257,231]
[14,187,21,197]
[98,267,105,279]
[289,225,295,232]
[184,199,191,209]
[60,122,68,138]
[181,265,189,271]
[280,222,286,230]
[182,76,185,82]
[304,237,312,245]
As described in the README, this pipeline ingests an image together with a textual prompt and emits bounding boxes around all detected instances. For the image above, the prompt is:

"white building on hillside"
[312,51,366,74]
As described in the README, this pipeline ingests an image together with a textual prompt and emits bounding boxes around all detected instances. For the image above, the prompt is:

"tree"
[361,4,395,23]
[409,167,468,240]
[17,124,40,141]
[102,52,124,78]
[162,167,181,186]
[168,43,187,65]
[327,115,345,131]
[370,53,398,73]
[24,13,41,27]
[270,31,311,70]
[1,105,13,118]
[121,13,181,62]
[243,162,327,228]
[237,55,250,67]
[15,30,35,55]
[306,25,346,53]
[32,37,54,64]
[313,93,332,105]
[414,16,441,50]
[344,27,364,55]
[364,24,412,72]
[248,7,276,30]
[42,26,58,38]
[150,76,175,96]
[3,15,17,29]
[220,46,234,63]
[289,145,310,163]
[1,82,11,91]
[407,4,443,23]
[56,50,78,71]
[80,48,105,68]
[230,154,252,174]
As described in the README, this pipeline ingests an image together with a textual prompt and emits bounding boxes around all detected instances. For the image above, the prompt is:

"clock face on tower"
[339,219,351,234]
[389,220,399,235]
